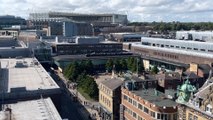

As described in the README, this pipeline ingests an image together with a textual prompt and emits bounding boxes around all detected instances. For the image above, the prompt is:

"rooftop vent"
[15,61,28,68]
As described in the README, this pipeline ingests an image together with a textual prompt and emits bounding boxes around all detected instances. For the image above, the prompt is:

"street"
[51,71,90,120]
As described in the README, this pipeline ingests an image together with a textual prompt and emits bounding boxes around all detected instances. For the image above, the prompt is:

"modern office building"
[29,12,128,25]
[121,87,178,120]
[47,20,92,37]
[32,42,52,62]
[52,36,123,55]
[99,78,124,120]
[0,98,62,120]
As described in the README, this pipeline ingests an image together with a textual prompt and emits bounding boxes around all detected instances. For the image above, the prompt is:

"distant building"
[125,37,213,72]
[32,42,52,63]
[52,36,123,55]
[0,15,26,28]
[0,30,19,39]
[176,31,213,42]
[47,21,93,37]
[121,87,178,120]
[99,78,124,120]
[155,71,205,92]
[0,38,30,58]
[18,30,47,41]
[0,98,62,120]
[29,12,128,25]
[140,37,213,54]
[109,33,143,42]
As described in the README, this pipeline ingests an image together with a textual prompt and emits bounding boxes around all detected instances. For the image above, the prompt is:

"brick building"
[121,88,178,120]
[99,78,124,120]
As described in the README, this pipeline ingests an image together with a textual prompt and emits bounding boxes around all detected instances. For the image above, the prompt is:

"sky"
[1,0,213,22]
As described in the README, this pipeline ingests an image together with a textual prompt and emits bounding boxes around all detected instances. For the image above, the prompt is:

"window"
[138,103,143,110]
[176,46,180,48]
[128,98,132,104]
[194,48,198,50]
[138,116,143,120]
[188,113,193,120]
[157,113,161,119]
[200,49,206,51]
[181,47,185,49]
[164,114,168,120]
[208,50,213,52]
[144,107,149,114]
[194,116,198,120]
[133,100,137,107]
[170,45,174,48]
[173,114,177,120]
[133,112,137,118]
[124,95,128,100]
[151,111,155,118]
[187,47,192,50]
[206,104,212,114]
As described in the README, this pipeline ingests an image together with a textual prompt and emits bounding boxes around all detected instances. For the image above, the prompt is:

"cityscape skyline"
[1,0,213,22]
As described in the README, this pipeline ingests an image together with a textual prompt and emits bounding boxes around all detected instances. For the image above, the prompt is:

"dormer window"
[192,100,200,108]
[206,104,212,114]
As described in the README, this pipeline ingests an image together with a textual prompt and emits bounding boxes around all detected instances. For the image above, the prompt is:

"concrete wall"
[0,48,31,58]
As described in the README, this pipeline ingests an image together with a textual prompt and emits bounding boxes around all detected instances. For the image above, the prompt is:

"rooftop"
[0,58,59,93]
[0,98,62,120]
[131,89,177,107]
[101,78,124,90]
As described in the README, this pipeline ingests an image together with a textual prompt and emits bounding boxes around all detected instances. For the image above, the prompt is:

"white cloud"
[0,0,213,22]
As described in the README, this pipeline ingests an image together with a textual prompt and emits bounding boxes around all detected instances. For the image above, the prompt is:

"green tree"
[64,61,79,82]
[86,60,94,75]
[106,59,114,72]
[77,75,99,100]
[120,58,127,72]
[151,65,159,74]
[137,58,144,73]
[114,59,122,73]
[127,57,138,73]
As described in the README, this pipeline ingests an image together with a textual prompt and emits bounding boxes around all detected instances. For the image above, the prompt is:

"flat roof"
[0,98,62,120]
[131,89,177,107]
[0,58,59,93]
